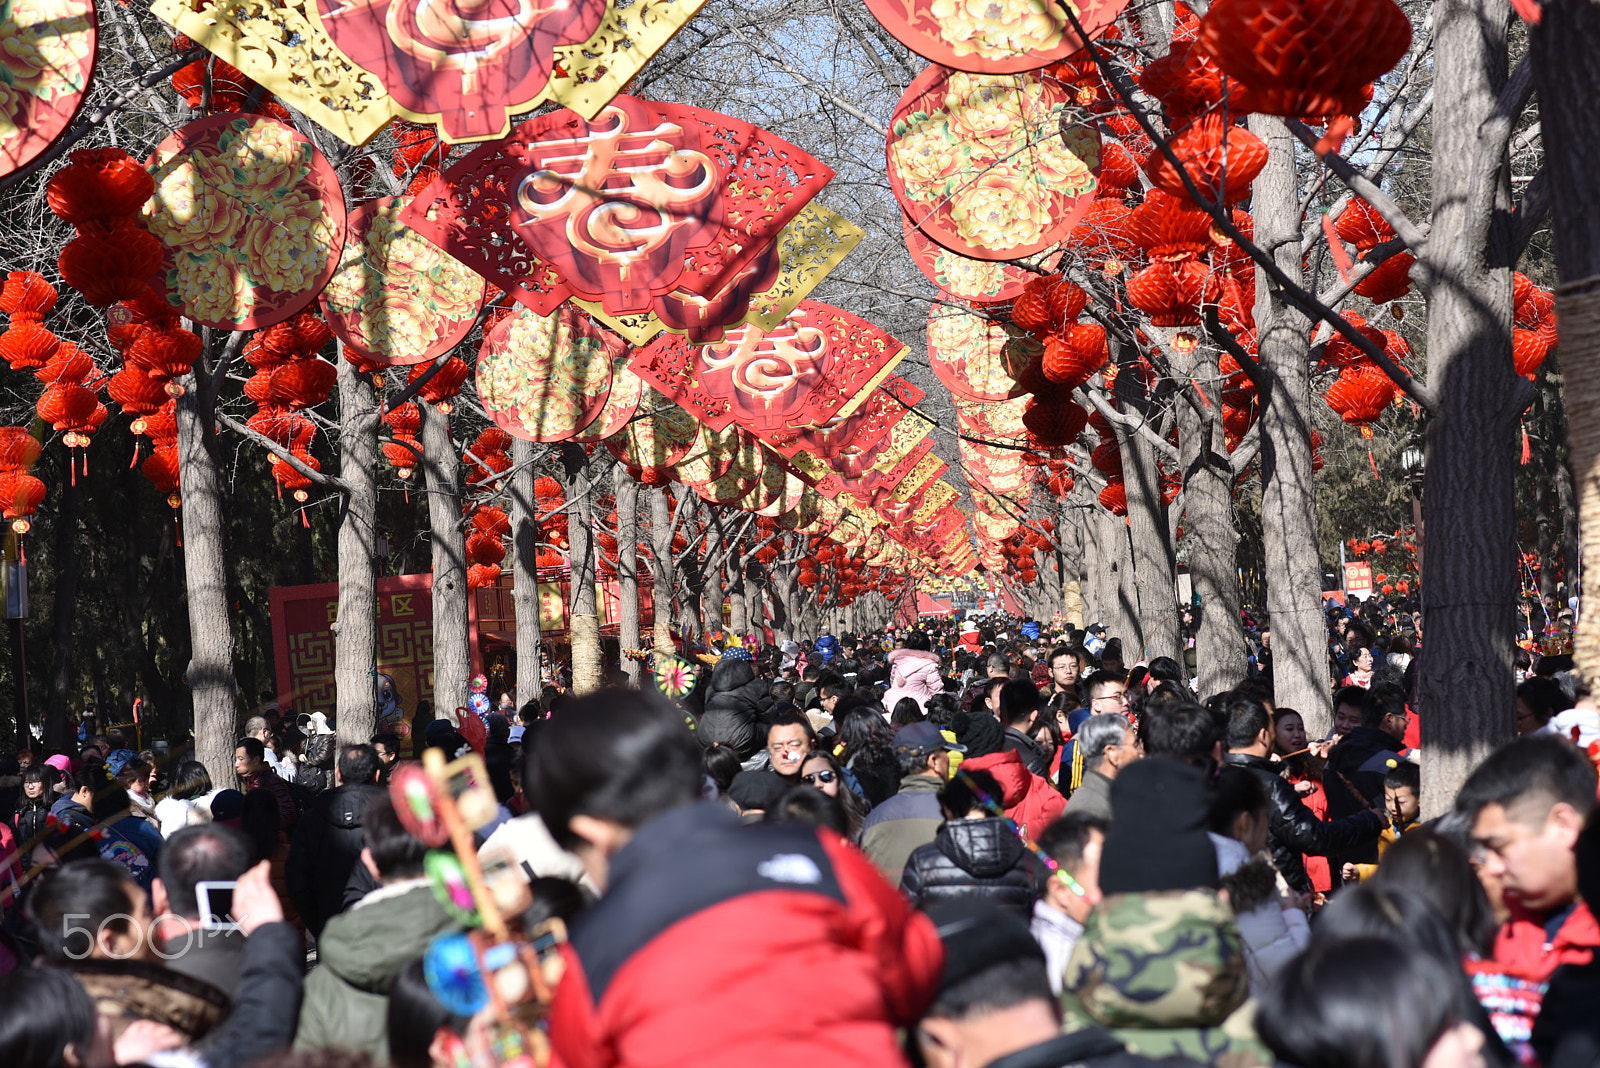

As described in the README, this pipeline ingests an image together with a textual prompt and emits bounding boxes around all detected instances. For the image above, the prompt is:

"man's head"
[69,766,103,807]
[894,721,965,781]
[338,743,383,787]
[1145,656,1184,693]
[1078,712,1139,779]
[1037,812,1108,923]
[27,859,153,960]
[1517,677,1574,735]
[242,715,272,746]
[105,727,128,752]
[1082,670,1129,716]
[765,711,816,779]
[1142,701,1224,768]
[981,676,1008,718]
[235,737,266,779]
[916,899,1060,1068]
[817,674,848,714]
[1047,646,1080,692]
[361,794,429,886]
[1384,760,1421,827]
[997,680,1042,731]
[985,652,1010,679]
[1332,686,1370,736]
[370,731,402,768]
[1458,735,1598,912]
[1224,694,1275,757]
[153,823,253,923]
[1367,682,1410,743]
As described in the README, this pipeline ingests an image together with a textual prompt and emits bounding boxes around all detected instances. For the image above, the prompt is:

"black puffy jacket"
[697,660,773,758]
[284,782,385,936]
[900,818,1035,917]
[1224,752,1384,895]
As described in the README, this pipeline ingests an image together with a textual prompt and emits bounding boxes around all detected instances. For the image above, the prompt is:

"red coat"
[548,802,942,1068]
[1492,899,1600,982]
[961,750,1065,838]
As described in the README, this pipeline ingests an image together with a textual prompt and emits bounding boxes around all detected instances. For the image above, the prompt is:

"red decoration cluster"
[1512,272,1558,380]
[236,313,333,502]
[382,402,422,479]
[466,506,510,589]
[112,286,203,387]
[0,272,61,371]
[0,426,44,529]
[170,57,294,124]
[132,401,182,503]
[49,149,163,307]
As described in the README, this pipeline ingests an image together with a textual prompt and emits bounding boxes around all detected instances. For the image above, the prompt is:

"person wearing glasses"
[797,750,869,839]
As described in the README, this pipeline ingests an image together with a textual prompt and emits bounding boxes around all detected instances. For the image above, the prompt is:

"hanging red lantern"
[271,447,320,499]
[169,58,255,112]
[1146,115,1269,205]
[0,320,60,370]
[36,343,94,385]
[127,327,203,383]
[269,359,338,408]
[1352,252,1415,304]
[1319,312,1388,372]
[383,437,422,478]
[142,445,181,494]
[1324,365,1396,431]
[467,563,503,589]
[466,532,507,566]
[1199,0,1412,121]
[1126,191,1214,259]
[0,272,57,319]
[1041,323,1108,387]
[1097,142,1141,190]
[1022,397,1089,448]
[37,382,98,430]
[1091,439,1124,476]
[58,218,164,307]
[410,357,470,408]
[1334,199,1394,250]
[1126,259,1208,326]
[46,148,156,226]
[0,428,41,471]
[0,471,46,520]
[472,507,511,539]
[1514,328,1551,380]
[1098,480,1128,516]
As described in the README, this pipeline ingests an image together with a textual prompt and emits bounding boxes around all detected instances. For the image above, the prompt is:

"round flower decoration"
[655,656,696,699]
[926,304,1018,402]
[863,0,1128,72]
[888,66,1101,261]
[0,0,96,177]
[144,115,346,330]
[476,303,625,442]
[903,212,1059,305]
[320,196,485,364]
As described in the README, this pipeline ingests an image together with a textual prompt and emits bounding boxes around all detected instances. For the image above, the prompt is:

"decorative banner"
[152,0,710,146]
[574,203,865,345]
[320,197,485,364]
[927,304,1016,402]
[475,303,625,442]
[628,299,908,446]
[862,0,1127,73]
[311,0,610,142]
[403,96,833,316]
[0,0,96,177]
[604,388,700,474]
[567,359,643,443]
[144,114,345,330]
[903,213,1057,306]
[887,65,1100,261]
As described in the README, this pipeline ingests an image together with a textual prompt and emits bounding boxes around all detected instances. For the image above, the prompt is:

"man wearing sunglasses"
[861,722,968,886]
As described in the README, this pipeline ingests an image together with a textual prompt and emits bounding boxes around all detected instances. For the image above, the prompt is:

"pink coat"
[883,648,945,714]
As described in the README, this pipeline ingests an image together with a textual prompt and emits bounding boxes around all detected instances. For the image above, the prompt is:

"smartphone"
[195,881,240,932]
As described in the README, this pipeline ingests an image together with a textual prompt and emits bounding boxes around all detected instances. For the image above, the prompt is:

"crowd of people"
[0,610,1597,1068]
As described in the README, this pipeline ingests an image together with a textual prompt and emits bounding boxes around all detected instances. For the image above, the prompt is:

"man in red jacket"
[1459,734,1600,982]
[528,689,943,1068]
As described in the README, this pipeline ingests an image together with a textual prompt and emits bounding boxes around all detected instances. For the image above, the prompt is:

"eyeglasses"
[1093,692,1129,705]
[802,770,836,785]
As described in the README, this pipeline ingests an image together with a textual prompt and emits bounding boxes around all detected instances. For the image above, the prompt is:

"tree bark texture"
[1417,0,1521,815]
[420,400,469,715]
[334,354,380,745]
[1250,114,1328,734]
[1533,0,1600,684]
[509,438,543,706]
[176,368,237,786]
[1119,424,1180,662]
[560,444,602,693]
[44,466,81,750]
[702,513,725,635]
[612,465,641,685]
[1058,499,1086,628]
[649,487,677,655]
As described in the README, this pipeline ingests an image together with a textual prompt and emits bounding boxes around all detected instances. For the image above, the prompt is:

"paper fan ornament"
[655,656,695,698]
[389,764,448,846]
[0,0,97,178]
[425,850,480,924]
[424,931,489,1016]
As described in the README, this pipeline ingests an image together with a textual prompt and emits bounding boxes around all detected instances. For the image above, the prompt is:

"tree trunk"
[510,438,543,706]
[702,513,725,635]
[420,400,469,715]
[560,444,602,693]
[1176,351,1249,697]
[1533,0,1600,678]
[334,352,380,745]
[176,367,237,785]
[1250,114,1328,733]
[649,487,677,656]
[612,465,641,685]
[44,464,81,748]
[1118,426,1179,662]
[1417,0,1521,815]
[1059,498,1086,628]
[1099,510,1141,647]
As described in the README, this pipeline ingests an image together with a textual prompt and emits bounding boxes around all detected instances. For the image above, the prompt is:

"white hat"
[299,710,336,736]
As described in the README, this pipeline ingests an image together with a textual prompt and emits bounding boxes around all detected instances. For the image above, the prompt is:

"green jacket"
[294,880,456,1064]
[1060,889,1273,1068]
[860,773,945,885]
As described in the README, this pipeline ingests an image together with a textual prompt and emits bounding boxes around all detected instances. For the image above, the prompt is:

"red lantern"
[410,357,470,406]
[467,563,503,589]
[383,403,422,437]
[1319,313,1388,372]
[1324,365,1396,430]
[383,437,421,477]
[1126,191,1214,259]
[1353,252,1415,304]
[0,428,42,471]
[0,272,58,319]
[0,472,46,519]
[466,532,507,566]
[1146,115,1269,205]
[46,148,156,226]
[0,320,60,370]
[269,359,338,408]
[1098,142,1140,190]
[1126,260,1208,326]
[1334,199,1394,250]
[1091,439,1124,476]
[1022,397,1089,448]
[37,382,98,430]
[142,446,181,494]
[1041,323,1108,387]
[128,327,203,382]
[1199,0,1412,120]
[57,218,164,307]
[1514,328,1550,380]
[1098,481,1128,516]
[472,507,511,539]
[36,344,94,385]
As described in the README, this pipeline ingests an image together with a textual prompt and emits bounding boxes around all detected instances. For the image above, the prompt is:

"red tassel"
[1521,426,1531,465]
[129,443,139,469]
[70,456,76,486]
[301,507,310,529]
[175,517,182,549]
[1369,450,1381,480]
[1315,116,1354,155]
[82,452,88,478]
[1324,214,1356,285]
[1509,0,1543,24]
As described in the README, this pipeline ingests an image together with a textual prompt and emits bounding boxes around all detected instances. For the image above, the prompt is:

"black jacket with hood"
[285,782,386,936]
[900,817,1035,916]
[696,659,774,758]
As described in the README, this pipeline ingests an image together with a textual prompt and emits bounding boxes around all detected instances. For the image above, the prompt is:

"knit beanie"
[954,710,1004,758]
[1099,756,1220,894]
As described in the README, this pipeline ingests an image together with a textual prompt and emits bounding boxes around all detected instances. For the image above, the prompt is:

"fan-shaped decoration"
[902,213,1056,306]
[0,0,96,179]
[604,388,700,482]
[568,360,644,444]
[861,0,1127,72]
[320,197,485,365]
[403,97,833,318]
[926,305,1015,402]
[143,115,346,330]
[475,303,624,442]
[888,65,1100,261]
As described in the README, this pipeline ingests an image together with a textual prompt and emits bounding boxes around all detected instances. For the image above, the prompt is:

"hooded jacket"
[860,773,945,886]
[294,879,456,1064]
[883,648,944,714]
[285,781,386,936]
[1061,889,1273,1067]
[696,659,774,758]
[961,750,1065,838]
[900,817,1034,917]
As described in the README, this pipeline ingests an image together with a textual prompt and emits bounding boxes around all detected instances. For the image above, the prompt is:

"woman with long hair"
[797,749,869,839]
